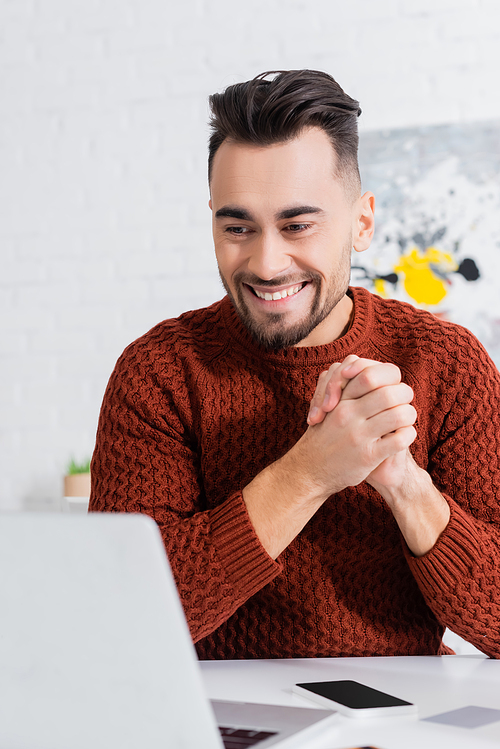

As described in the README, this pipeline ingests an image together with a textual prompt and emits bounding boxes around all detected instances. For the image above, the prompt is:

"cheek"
[294,238,335,273]
[309,229,351,263]
[215,234,252,268]
[214,245,240,283]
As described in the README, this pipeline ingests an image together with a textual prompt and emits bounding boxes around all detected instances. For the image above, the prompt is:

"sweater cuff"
[210,492,282,598]
[404,497,481,598]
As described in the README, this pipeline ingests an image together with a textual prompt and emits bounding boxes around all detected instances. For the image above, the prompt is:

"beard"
[218,243,352,351]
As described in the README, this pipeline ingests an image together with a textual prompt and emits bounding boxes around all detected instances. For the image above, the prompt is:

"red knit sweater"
[90,286,500,659]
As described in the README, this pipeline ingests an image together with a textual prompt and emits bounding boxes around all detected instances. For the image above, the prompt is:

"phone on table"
[293,679,417,718]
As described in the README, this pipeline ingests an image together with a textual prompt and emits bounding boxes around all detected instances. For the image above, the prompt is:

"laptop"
[0,513,337,749]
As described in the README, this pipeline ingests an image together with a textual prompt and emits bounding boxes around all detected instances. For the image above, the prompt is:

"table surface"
[201,654,500,749]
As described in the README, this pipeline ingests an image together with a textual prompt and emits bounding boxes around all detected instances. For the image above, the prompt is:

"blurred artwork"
[356,121,500,364]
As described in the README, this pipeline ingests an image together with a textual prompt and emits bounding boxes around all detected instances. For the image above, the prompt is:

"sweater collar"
[220,286,373,368]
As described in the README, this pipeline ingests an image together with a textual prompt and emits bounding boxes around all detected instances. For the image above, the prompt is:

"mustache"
[233,272,320,288]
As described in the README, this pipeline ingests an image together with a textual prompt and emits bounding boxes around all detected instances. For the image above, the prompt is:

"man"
[90,70,500,659]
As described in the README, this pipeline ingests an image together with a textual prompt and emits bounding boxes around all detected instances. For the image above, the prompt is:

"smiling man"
[210,126,363,350]
[90,70,500,659]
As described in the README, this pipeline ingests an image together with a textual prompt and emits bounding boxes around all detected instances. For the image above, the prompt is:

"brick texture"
[2,0,500,509]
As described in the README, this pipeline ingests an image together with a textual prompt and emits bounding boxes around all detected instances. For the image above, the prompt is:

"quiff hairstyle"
[208,69,362,196]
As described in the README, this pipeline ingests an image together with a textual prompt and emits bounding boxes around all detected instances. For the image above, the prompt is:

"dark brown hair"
[208,69,362,193]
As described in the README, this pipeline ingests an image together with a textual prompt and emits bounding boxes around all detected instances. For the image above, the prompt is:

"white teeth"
[255,284,303,300]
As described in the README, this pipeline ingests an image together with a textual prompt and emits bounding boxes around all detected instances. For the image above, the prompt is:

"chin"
[235,302,336,351]
[220,266,350,350]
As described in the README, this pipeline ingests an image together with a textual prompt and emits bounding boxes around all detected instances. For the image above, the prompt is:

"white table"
[201,655,500,748]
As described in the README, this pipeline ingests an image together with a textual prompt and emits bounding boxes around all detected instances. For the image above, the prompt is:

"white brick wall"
[2,0,500,510]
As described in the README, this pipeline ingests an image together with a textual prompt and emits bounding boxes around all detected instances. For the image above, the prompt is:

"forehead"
[210,127,345,209]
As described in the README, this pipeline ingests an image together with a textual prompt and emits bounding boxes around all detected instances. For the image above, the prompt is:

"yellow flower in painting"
[373,278,389,298]
[394,247,458,306]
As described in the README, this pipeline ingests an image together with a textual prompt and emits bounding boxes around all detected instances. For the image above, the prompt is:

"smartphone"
[293,679,417,718]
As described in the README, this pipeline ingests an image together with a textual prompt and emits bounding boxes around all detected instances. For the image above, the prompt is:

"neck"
[294,293,354,348]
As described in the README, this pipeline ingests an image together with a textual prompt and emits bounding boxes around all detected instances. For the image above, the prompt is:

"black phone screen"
[296,680,412,709]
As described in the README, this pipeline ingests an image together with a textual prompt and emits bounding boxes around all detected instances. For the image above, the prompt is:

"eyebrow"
[276,205,324,220]
[214,205,324,221]
[215,206,253,221]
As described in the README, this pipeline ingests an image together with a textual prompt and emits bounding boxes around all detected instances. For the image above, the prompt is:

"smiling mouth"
[246,282,308,301]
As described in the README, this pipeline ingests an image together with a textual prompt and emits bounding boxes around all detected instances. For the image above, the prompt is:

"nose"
[246,231,291,281]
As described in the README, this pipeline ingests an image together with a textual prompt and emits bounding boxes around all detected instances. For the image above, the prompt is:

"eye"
[225,226,252,235]
[285,223,312,233]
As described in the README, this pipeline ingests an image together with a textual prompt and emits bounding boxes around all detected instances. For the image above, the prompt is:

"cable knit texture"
[90,286,500,659]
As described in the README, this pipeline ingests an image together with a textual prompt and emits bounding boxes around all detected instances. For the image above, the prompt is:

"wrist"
[371,461,450,557]
[279,436,339,504]
[370,458,430,506]
[242,443,330,560]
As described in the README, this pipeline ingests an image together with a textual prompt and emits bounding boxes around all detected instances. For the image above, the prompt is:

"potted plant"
[63,457,91,501]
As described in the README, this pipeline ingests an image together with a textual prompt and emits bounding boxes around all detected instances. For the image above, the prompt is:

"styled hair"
[208,69,362,194]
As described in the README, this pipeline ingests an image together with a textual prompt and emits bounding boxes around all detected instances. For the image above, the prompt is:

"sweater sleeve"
[89,341,282,643]
[406,333,500,659]
[405,498,499,657]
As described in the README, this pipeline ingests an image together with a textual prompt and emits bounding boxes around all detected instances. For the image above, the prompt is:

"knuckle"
[380,363,401,386]
[385,383,413,409]
[384,388,400,409]
[334,401,352,429]
[392,431,408,452]
[401,404,417,424]
[312,371,328,398]
[403,383,414,400]
[317,370,329,386]
[325,379,334,394]
[343,354,359,365]
[395,404,414,428]
[395,426,416,450]
[312,392,323,407]
[358,368,375,389]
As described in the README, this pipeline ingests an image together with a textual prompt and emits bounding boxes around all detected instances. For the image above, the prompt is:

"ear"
[352,191,375,254]
[209,199,212,211]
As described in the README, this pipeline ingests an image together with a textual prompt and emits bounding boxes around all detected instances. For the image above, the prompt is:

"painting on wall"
[356,121,500,365]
